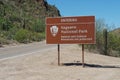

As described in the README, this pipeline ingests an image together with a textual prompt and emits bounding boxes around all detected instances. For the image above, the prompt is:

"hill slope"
[0,0,60,44]
[0,0,60,28]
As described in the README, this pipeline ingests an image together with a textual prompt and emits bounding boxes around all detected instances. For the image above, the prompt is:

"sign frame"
[46,16,96,44]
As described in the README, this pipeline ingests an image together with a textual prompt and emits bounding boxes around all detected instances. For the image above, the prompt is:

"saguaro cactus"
[103,29,108,55]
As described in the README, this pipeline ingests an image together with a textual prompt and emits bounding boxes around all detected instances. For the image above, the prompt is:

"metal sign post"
[58,44,60,66]
[82,44,85,67]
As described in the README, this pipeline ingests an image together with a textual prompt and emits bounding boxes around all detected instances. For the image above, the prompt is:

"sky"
[47,0,120,29]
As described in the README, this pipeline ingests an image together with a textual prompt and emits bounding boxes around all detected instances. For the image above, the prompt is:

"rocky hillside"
[0,0,60,44]
[0,0,60,28]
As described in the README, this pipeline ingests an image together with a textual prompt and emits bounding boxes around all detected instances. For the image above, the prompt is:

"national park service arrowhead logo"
[50,25,58,37]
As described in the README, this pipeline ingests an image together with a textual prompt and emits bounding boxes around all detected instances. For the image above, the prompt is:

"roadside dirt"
[0,44,120,80]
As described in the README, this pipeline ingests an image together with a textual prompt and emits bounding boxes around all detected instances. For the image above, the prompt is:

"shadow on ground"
[62,63,120,68]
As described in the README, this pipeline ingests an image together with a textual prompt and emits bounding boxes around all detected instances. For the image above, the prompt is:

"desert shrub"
[31,32,45,41]
[107,33,120,57]
[14,29,31,43]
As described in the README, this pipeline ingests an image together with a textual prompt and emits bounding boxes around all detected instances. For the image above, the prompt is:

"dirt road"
[0,43,120,80]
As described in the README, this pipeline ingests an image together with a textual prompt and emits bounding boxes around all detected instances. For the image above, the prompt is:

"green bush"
[108,33,120,56]
[14,29,31,43]
[31,32,45,41]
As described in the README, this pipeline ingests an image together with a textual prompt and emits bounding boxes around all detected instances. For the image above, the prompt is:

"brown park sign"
[46,16,95,44]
